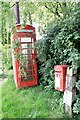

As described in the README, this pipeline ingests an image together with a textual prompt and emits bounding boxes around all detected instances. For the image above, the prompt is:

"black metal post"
[15,2,20,24]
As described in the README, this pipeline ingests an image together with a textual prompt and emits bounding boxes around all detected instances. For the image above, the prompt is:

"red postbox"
[54,65,69,92]
[11,24,38,88]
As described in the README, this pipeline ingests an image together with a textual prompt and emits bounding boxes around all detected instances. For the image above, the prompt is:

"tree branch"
[45,3,61,17]
[63,0,66,7]
[28,11,32,25]
[44,3,55,14]
[10,3,15,8]
[55,1,61,17]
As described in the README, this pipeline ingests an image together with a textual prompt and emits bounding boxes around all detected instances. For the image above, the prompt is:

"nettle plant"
[12,40,28,78]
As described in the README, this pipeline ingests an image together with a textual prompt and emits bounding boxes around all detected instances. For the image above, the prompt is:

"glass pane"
[21,44,27,48]
[22,49,27,54]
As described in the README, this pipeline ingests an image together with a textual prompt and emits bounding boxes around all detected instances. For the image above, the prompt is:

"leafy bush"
[73,80,80,114]
[73,98,80,114]
[36,3,80,90]
[2,44,13,70]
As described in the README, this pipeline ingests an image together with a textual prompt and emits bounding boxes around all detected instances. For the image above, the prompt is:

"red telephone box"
[54,65,69,92]
[11,24,38,88]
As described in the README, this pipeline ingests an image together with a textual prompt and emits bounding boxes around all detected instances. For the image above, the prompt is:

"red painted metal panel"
[12,24,38,88]
[54,65,69,92]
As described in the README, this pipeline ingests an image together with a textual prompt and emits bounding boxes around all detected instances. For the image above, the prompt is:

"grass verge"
[2,74,72,118]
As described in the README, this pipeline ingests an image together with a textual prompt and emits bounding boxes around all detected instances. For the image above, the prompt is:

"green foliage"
[76,80,80,91]
[12,40,29,79]
[2,44,13,70]
[12,40,21,61]
[18,66,27,78]
[0,73,7,79]
[36,3,80,90]
[73,80,80,114]
[73,98,80,114]
[0,2,15,45]
[12,40,20,49]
